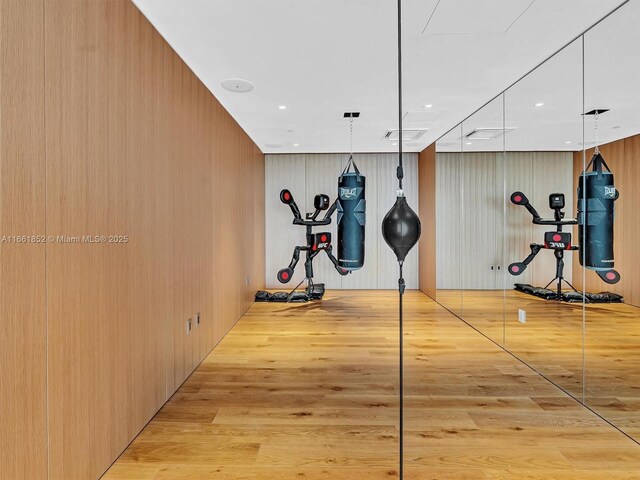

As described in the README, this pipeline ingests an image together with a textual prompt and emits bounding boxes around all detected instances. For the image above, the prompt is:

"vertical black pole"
[397,0,403,191]
[399,264,404,479]
[397,0,404,478]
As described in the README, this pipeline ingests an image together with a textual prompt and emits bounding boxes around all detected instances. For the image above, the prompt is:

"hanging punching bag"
[337,156,365,271]
[577,151,620,284]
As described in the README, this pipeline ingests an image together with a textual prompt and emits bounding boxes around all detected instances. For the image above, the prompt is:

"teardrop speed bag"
[337,157,365,271]
[577,152,618,270]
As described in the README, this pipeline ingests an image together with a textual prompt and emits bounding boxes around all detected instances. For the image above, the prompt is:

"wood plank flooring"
[103,290,640,479]
[438,288,640,441]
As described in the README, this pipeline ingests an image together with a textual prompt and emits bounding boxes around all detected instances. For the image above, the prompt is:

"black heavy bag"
[337,156,365,271]
[577,151,619,274]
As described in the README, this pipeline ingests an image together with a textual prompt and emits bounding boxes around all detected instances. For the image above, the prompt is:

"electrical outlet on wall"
[186,318,192,335]
[195,312,200,327]
[518,309,527,324]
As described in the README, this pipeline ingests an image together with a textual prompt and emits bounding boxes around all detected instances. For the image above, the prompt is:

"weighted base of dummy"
[514,283,623,303]
[254,283,325,303]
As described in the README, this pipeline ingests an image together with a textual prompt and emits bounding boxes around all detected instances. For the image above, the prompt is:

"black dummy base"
[255,283,325,303]
[514,283,623,303]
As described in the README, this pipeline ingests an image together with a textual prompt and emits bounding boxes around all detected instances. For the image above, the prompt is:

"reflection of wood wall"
[573,134,640,307]
[418,144,436,299]
[434,151,573,290]
[0,0,265,478]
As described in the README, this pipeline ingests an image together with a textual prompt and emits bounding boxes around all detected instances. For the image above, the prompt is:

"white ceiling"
[438,0,640,152]
[134,0,629,154]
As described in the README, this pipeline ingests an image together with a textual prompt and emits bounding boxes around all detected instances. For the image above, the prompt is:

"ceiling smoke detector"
[383,128,428,141]
[221,78,254,93]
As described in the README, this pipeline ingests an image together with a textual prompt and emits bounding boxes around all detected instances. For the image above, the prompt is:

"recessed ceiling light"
[565,141,572,144]
[391,142,398,146]
[534,102,545,107]
[466,142,472,145]
[293,143,299,147]
[278,105,287,110]
[424,104,433,109]
[220,78,254,93]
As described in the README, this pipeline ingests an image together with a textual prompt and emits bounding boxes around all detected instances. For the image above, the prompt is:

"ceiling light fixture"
[293,143,299,147]
[565,141,572,144]
[278,105,287,110]
[424,104,433,108]
[534,102,545,107]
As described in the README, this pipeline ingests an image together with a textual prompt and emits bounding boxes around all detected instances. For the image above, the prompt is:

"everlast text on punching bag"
[577,151,621,284]
[337,156,365,271]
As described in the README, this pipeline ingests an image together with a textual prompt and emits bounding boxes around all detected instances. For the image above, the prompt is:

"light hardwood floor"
[104,290,640,479]
[439,288,640,442]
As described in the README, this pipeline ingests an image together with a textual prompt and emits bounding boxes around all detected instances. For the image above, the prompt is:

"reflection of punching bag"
[337,156,365,271]
[577,151,619,274]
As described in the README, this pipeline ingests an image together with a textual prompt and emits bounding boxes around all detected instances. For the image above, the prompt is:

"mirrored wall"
[433,0,640,441]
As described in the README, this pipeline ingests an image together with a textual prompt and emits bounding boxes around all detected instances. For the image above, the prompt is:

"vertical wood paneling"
[503,152,534,287]
[40,1,264,478]
[418,144,436,299]
[265,155,307,289]
[573,134,640,306]
[461,152,499,290]
[435,153,463,289]
[265,153,418,290]
[436,151,573,291]
[0,1,47,478]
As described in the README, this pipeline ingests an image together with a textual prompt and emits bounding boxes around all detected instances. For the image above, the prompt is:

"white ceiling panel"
[133,0,630,154]
[422,0,535,35]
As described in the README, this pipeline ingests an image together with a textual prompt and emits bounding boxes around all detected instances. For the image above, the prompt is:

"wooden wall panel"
[265,155,307,288]
[0,1,47,478]
[39,0,264,478]
[503,152,534,287]
[461,152,500,290]
[435,153,463,290]
[265,153,418,289]
[418,144,436,299]
[436,151,573,290]
[573,134,640,306]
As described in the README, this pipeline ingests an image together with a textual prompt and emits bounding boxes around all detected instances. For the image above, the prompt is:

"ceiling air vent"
[465,127,516,140]
[584,109,609,116]
[383,128,428,141]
